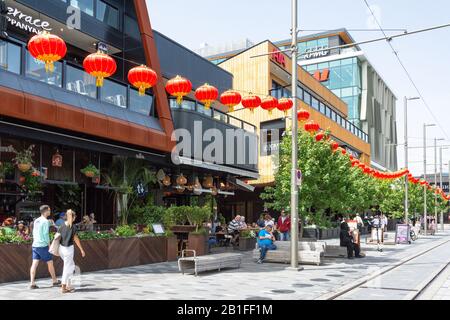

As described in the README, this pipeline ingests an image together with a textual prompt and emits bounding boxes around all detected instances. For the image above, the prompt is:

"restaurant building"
[0,0,258,224]
[212,40,371,222]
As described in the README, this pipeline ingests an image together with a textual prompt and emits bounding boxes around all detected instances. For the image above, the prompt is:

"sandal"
[30,284,39,290]
[62,286,75,294]
[53,280,62,287]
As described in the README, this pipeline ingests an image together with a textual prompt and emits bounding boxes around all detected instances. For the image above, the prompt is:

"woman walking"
[58,209,85,293]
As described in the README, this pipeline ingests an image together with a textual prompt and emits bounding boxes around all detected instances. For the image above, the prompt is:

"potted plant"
[186,206,212,256]
[239,229,257,251]
[81,164,100,178]
[12,145,35,173]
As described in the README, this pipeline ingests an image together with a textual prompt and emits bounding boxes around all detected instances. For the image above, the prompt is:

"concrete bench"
[252,241,325,266]
[178,250,242,276]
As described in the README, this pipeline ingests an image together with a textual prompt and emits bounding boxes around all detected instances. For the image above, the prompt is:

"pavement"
[1,227,450,300]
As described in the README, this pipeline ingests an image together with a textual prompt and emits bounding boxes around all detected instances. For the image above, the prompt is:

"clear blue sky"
[147,0,450,176]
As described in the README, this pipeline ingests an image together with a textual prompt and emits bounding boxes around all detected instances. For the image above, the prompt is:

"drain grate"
[246,296,273,300]
[271,289,296,294]
[311,278,331,282]
[292,283,314,288]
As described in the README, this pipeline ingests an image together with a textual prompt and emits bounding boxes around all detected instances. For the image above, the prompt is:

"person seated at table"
[239,216,248,229]
[256,225,277,264]
[256,214,266,229]
[16,221,30,240]
[1,218,15,235]
[340,221,363,259]
[228,215,243,246]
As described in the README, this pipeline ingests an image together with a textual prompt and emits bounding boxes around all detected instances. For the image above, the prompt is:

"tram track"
[318,236,450,300]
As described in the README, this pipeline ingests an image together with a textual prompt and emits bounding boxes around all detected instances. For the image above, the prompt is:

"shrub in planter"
[81,164,100,178]
[114,225,137,238]
[239,229,257,251]
[188,228,208,256]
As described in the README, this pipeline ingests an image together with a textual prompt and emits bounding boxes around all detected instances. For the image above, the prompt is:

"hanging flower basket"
[17,163,32,173]
[81,164,100,178]
[12,145,35,173]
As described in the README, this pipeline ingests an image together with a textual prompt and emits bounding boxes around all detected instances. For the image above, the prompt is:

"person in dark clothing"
[340,222,362,259]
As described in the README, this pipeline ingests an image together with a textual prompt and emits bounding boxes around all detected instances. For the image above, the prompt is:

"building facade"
[274,29,398,172]
[0,0,257,223]
[215,40,371,222]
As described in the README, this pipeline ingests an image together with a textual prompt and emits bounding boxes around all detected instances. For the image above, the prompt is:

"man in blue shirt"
[257,225,277,264]
[54,212,66,228]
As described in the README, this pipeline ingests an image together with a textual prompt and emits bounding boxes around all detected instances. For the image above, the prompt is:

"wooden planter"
[166,236,178,261]
[171,225,197,233]
[139,236,167,265]
[107,237,140,269]
[0,244,33,283]
[303,228,318,239]
[187,233,207,256]
[75,239,108,272]
[239,237,257,251]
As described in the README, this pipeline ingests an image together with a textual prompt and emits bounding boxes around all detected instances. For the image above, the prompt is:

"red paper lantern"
[242,95,261,112]
[220,90,242,112]
[304,120,320,135]
[277,98,293,116]
[128,65,158,96]
[83,51,117,87]
[315,132,325,142]
[340,148,347,155]
[166,75,192,105]
[297,108,310,123]
[28,31,67,73]
[330,141,339,152]
[261,96,278,115]
[195,83,219,110]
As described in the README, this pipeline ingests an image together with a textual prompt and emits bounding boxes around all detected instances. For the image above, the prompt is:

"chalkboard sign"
[395,224,411,244]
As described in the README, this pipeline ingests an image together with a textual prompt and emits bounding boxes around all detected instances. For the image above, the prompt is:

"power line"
[299,28,407,32]
[363,0,450,141]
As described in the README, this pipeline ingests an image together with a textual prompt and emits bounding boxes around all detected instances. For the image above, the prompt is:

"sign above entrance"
[303,46,330,60]
[6,2,52,34]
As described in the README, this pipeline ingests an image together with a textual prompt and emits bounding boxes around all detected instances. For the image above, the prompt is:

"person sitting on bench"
[340,221,363,259]
[256,225,277,264]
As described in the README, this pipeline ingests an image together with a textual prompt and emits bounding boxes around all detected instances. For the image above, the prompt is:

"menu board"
[395,224,411,244]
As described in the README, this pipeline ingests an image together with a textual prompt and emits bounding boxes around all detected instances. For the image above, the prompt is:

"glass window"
[325,106,331,118]
[101,79,127,108]
[70,0,94,16]
[169,99,179,109]
[341,58,354,66]
[180,99,195,111]
[129,90,153,115]
[317,37,329,48]
[25,51,62,87]
[318,62,329,69]
[311,97,319,110]
[0,40,21,74]
[305,64,317,72]
[337,114,342,126]
[319,102,326,114]
[331,110,336,121]
[96,0,119,29]
[329,60,340,67]
[65,65,97,98]
[340,64,354,87]
[303,91,311,105]
[341,87,353,97]
[197,103,212,117]
[296,86,303,100]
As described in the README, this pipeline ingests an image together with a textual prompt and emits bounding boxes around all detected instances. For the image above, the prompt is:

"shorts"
[32,246,53,262]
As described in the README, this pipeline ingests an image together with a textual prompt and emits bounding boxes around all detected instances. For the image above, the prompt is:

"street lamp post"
[434,138,445,233]
[423,124,436,236]
[404,97,420,224]
[289,0,300,270]
[439,147,449,231]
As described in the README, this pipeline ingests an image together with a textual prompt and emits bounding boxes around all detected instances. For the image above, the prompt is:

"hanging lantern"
[162,175,172,187]
[297,108,310,123]
[419,179,427,186]
[260,96,278,115]
[304,120,320,135]
[211,187,218,196]
[203,176,214,189]
[195,83,219,110]
[277,98,293,116]
[330,141,339,152]
[52,151,63,167]
[128,65,158,96]
[242,95,261,113]
[83,51,117,87]
[340,148,347,155]
[28,31,67,73]
[315,132,325,142]
[220,90,242,112]
[175,185,186,194]
[166,75,192,105]
[176,174,187,186]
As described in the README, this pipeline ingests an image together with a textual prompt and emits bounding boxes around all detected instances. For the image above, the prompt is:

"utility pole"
[289,0,301,271]
[424,124,436,235]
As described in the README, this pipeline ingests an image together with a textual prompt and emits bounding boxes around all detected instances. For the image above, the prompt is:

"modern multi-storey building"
[212,40,371,221]
[205,29,398,172]
[0,0,257,223]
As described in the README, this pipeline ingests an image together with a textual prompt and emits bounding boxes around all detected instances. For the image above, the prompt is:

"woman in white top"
[264,214,275,228]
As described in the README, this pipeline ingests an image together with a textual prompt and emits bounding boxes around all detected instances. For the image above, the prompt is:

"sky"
[146,0,450,176]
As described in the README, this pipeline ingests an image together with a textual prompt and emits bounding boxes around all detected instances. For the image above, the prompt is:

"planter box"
[239,237,257,251]
[171,225,197,233]
[107,237,140,269]
[303,228,318,239]
[0,244,32,283]
[187,233,207,256]
[318,229,329,240]
[139,236,167,265]
[75,239,108,273]
[166,236,178,261]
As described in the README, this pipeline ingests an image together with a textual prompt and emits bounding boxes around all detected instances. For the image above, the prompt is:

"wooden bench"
[178,250,242,276]
[252,241,326,266]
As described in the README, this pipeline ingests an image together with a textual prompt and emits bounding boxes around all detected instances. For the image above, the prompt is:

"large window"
[66,65,97,98]
[25,51,62,87]
[129,89,153,115]
[70,0,94,16]
[96,0,119,29]
[0,40,21,74]
[101,79,127,108]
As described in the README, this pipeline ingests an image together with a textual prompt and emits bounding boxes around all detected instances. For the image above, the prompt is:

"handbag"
[49,233,61,256]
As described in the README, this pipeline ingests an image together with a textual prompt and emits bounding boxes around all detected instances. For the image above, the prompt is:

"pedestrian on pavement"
[355,213,364,233]
[30,205,60,290]
[277,209,291,241]
[340,221,362,259]
[370,214,383,252]
[429,219,436,236]
[58,209,85,293]
[257,225,277,264]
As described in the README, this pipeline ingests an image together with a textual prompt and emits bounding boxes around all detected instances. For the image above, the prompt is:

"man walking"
[277,209,291,241]
[256,225,277,264]
[30,205,60,289]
